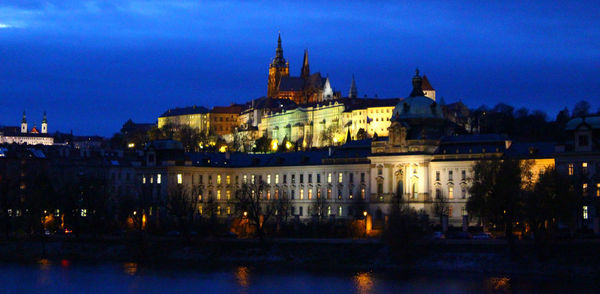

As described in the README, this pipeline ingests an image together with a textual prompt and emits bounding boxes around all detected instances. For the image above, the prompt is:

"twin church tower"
[21,111,48,134]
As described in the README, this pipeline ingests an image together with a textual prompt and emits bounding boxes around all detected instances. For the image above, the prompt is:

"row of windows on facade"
[158,172,368,186]
[581,183,600,197]
[435,170,468,182]
[198,186,368,202]
[567,162,596,176]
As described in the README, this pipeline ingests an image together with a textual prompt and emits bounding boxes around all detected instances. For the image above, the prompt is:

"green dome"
[393,96,443,120]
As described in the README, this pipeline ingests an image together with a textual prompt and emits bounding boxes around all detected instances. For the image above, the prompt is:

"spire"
[271,32,287,67]
[22,111,26,123]
[349,74,358,98]
[42,111,47,124]
[301,49,310,78]
[409,68,425,97]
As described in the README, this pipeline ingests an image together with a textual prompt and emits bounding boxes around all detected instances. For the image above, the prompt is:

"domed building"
[372,70,448,154]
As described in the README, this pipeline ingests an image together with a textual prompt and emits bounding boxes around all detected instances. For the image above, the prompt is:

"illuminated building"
[209,105,243,136]
[158,106,210,134]
[0,111,54,145]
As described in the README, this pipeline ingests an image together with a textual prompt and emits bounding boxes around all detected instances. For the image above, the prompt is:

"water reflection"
[484,277,511,293]
[38,258,51,270]
[123,262,138,276]
[235,266,250,288]
[354,272,374,294]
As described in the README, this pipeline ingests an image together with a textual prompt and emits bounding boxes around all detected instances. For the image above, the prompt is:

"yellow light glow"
[285,141,293,150]
[219,145,228,152]
[363,211,367,217]
[243,211,248,217]
[127,143,135,148]
[271,139,278,151]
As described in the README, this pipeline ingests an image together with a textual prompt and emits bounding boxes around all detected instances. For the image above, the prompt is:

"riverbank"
[1,237,599,278]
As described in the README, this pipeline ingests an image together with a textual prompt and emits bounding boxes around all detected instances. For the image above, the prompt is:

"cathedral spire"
[349,74,358,98]
[301,49,310,78]
[271,32,286,67]
[22,111,27,123]
[42,111,47,124]
[409,68,425,97]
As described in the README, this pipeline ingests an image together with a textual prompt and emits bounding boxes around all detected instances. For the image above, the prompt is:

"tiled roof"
[421,75,434,91]
[504,142,556,158]
[279,77,305,92]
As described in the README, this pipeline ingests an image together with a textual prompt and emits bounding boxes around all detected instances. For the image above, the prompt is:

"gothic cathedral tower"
[267,33,289,98]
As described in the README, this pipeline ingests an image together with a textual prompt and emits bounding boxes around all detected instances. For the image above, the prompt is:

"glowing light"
[354,272,374,294]
[363,211,367,217]
[243,211,248,217]
[123,262,138,276]
[285,141,293,150]
[219,145,228,152]
[271,139,278,151]
[127,143,135,148]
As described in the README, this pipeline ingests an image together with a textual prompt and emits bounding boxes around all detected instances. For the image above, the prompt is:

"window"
[291,206,296,215]
[338,206,343,216]
[435,188,441,199]
[177,174,183,184]
[217,190,221,200]
[267,190,271,200]
[217,206,221,215]
[328,173,332,184]
[579,135,590,146]
[583,183,588,196]
[435,171,440,181]
[448,207,453,217]
[462,188,466,199]
[283,174,287,184]
[448,187,454,199]
[157,174,161,184]
[412,183,418,199]
[200,175,204,184]
[377,166,383,176]
[226,175,231,185]
[142,176,146,184]
[377,182,383,194]
[267,174,271,184]
[597,183,600,197]
[338,189,342,200]
[317,189,321,199]
[81,209,87,217]
[291,190,295,200]
[308,189,313,200]
[461,170,466,181]
[327,189,332,200]
[291,174,296,184]
[300,174,304,183]
[308,174,312,183]
[317,174,321,183]
[361,173,365,183]
[208,175,212,184]
[300,189,304,200]
[583,206,589,220]
[361,188,365,199]
[227,206,231,215]
[243,175,247,183]
[448,171,453,181]
[251,175,255,184]
[349,173,354,183]
[338,173,343,183]
[582,162,588,175]
[217,175,221,185]
[568,163,574,176]
[227,190,231,200]
[275,190,279,199]
[275,174,279,184]
[299,206,303,216]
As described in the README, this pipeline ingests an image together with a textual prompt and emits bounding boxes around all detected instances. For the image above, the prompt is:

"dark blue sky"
[0,1,598,136]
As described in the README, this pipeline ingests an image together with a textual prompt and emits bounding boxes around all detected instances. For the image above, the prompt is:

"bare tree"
[166,184,200,241]
[231,181,276,241]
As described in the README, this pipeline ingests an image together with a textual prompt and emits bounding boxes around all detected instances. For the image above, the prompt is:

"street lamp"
[363,211,368,238]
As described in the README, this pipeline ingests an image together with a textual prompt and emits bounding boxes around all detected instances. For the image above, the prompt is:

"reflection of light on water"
[38,258,51,270]
[60,259,70,267]
[484,277,511,293]
[123,262,138,276]
[354,272,374,294]
[235,266,250,288]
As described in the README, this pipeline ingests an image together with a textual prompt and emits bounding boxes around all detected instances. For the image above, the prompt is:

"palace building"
[0,111,54,145]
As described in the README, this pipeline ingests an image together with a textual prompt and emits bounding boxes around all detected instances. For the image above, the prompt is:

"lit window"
[328,173,332,183]
[243,175,247,183]
[81,209,87,217]
[327,189,332,200]
[300,189,304,200]
[217,175,221,185]
[568,163,574,176]
[226,175,231,185]
[227,206,231,215]
[597,183,600,197]
[583,206,589,220]
[251,175,255,184]
[157,174,161,184]
[338,206,343,216]
[217,206,221,215]
[199,205,203,215]
[177,174,183,184]
[275,174,279,184]
[583,183,588,196]
[582,162,588,174]
[327,205,332,216]
[150,177,153,184]
[308,189,313,200]
[338,173,343,183]
[217,190,221,200]
[142,176,146,184]
[275,190,279,199]
[226,190,231,200]
[267,190,271,200]
[361,188,365,199]
[267,175,271,184]
[448,187,454,199]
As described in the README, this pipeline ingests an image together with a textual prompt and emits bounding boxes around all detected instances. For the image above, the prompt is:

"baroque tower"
[267,33,289,98]
[42,111,48,134]
[21,111,27,133]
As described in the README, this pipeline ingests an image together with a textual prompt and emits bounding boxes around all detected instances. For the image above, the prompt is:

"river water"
[0,260,596,293]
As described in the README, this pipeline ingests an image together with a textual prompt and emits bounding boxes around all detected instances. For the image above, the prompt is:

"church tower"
[300,49,310,79]
[267,33,289,98]
[21,111,27,133]
[348,74,358,98]
[41,111,48,134]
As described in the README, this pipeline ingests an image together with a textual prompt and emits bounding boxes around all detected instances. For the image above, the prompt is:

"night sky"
[0,1,598,136]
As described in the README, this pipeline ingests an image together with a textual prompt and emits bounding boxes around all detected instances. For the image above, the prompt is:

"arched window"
[412,182,418,199]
